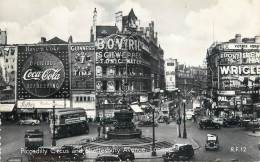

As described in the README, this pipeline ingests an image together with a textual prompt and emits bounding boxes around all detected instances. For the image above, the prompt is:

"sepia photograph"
[0,0,259,161]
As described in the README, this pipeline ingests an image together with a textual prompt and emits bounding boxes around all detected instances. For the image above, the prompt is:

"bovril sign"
[95,34,146,64]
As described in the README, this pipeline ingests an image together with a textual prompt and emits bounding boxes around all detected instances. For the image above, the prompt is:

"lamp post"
[52,100,56,146]
[183,99,187,138]
[178,103,181,138]
[151,105,157,156]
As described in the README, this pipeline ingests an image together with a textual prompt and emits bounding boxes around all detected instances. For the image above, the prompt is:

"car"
[185,111,194,120]
[205,134,219,151]
[162,144,194,161]
[199,119,221,129]
[96,154,122,161]
[6,156,23,162]
[112,147,135,161]
[30,145,86,161]
[137,120,158,127]
[245,119,260,129]
[157,116,168,123]
[223,118,240,127]
[18,117,40,125]
[24,129,43,150]
[212,118,224,125]
[238,116,252,127]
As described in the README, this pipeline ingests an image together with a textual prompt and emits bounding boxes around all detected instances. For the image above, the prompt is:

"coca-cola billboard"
[17,45,69,99]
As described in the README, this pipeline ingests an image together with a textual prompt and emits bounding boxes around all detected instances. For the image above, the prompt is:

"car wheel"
[86,128,89,134]
[32,122,35,126]
[19,121,23,125]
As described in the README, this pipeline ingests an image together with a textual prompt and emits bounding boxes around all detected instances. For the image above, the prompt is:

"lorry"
[192,100,201,110]
[24,129,43,150]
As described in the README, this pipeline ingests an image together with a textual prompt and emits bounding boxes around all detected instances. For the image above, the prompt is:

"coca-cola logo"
[21,52,65,97]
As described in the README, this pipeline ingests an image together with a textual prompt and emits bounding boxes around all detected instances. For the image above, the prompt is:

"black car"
[24,129,43,150]
[163,144,194,161]
[138,120,158,127]
[113,147,135,161]
[205,134,219,150]
[223,118,240,127]
[96,154,121,161]
[199,119,221,129]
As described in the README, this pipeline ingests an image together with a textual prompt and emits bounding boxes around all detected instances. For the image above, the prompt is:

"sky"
[0,0,259,66]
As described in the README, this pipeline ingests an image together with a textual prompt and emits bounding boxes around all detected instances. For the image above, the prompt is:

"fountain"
[106,95,142,139]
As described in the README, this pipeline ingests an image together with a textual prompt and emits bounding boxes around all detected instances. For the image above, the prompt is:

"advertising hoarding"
[95,34,145,65]
[17,45,69,99]
[70,44,95,90]
[165,59,176,91]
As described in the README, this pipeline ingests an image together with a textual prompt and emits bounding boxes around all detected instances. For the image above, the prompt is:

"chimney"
[255,35,260,43]
[115,11,123,33]
[235,34,241,43]
[41,37,46,44]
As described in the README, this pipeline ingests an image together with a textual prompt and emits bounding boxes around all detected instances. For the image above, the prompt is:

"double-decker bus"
[49,108,89,138]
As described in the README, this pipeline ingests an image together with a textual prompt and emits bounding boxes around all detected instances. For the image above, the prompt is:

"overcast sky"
[0,0,259,66]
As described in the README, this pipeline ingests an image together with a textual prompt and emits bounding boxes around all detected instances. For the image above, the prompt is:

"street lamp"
[183,99,187,138]
[178,104,181,138]
[151,105,157,156]
[52,100,56,146]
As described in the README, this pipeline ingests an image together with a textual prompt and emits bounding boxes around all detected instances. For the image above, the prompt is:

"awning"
[130,105,143,113]
[0,104,15,112]
[17,109,36,114]
[37,109,52,113]
[140,102,150,109]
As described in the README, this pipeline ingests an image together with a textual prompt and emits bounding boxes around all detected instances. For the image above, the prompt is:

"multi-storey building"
[190,66,207,97]
[90,9,165,117]
[176,63,193,98]
[207,34,260,118]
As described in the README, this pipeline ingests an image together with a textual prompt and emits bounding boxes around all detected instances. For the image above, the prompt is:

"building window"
[5,59,8,63]
[80,97,83,101]
[88,96,90,101]
[102,80,107,91]
[116,66,119,75]
[76,97,79,101]
[86,56,91,61]
[102,66,107,75]
[115,80,120,91]
[84,96,86,101]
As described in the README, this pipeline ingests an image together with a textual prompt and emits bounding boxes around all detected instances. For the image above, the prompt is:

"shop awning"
[0,104,15,112]
[17,109,36,114]
[140,102,150,109]
[130,105,143,113]
[37,109,52,113]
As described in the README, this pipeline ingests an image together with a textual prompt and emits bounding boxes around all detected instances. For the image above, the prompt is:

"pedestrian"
[97,123,101,137]
[193,115,197,123]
